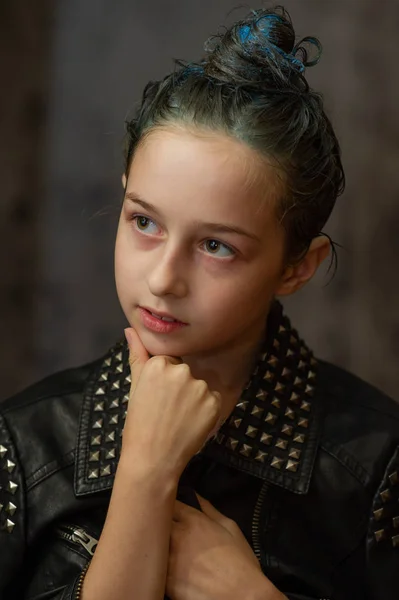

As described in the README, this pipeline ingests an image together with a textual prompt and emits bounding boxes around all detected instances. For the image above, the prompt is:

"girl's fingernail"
[124,328,132,347]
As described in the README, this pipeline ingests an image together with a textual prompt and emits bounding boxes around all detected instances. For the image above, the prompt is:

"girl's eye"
[131,215,236,258]
[132,215,158,234]
[203,239,235,258]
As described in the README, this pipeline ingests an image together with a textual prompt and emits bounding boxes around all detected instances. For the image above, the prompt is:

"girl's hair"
[124,5,345,265]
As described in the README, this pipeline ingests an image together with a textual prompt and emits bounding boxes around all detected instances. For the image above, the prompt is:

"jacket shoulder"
[0,357,102,484]
[317,359,399,484]
[1,358,101,415]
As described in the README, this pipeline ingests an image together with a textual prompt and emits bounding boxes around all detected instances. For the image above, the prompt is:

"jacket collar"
[75,302,322,497]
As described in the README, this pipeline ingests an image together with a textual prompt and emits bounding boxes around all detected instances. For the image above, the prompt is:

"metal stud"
[289,448,301,460]
[260,432,273,446]
[3,460,16,473]
[374,508,384,521]
[286,459,299,472]
[393,516,399,529]
[93,419,104,429]
[110,398,120,409]
[105,431,116,443]
[293,376,303,387]
[308,371,316,381]
[271,397,280,409]
[100,465,111,477]
[271,456,284,470]
[393,535,399,548]
[95,387,105,395]
[215,432,225,445]
[109,414,119,425]
[89,451,100,462]
[256,389,267,402]
[290,392,300,404]
[310,357,317,367]
[7,481,18,495]
[94,401,104,412]
[0,445,7,459]
[287,349,294,357]
[0,503,3,513]
[305,384,314,395]
[246,426,258,439]
[251,406,263,418]
[298,418,309,429]
[105,448,116,460]
[281,368,291,378]
[275,382,285,393]
[103,357,112,367]
[298,360,306,370]
[293,433,305,444]
[100,372,109,381]
[267,356,278,368]
[281,424,293,436]
[240,444,252,458]
[265,412,277,425]
[375,529,386,543]
[237,400,249,412]
[116,364,123,373]
[226,437,239,451]
[115,352,123,362]
[300,347,308,357]
[122,394,129,404]
[3,519,15,534]
[273,339,280,350]
[300,401,311,412]
[229,416,242,429]
[255,450,267,463]
[276,438,288,450]
[260,353,267,362]
[5,502,16,516]
[88,469,99,479]
[380,489,392,503]
[264,371,273,382]
[112,381,120,390]
[285,407,295,420]
[278,325,287,334]
[91,435,101,446]
[389,471,399,486]
[125,374,131,384]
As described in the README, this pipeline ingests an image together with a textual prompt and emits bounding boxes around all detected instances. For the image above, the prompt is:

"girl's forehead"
[129,126,282,216]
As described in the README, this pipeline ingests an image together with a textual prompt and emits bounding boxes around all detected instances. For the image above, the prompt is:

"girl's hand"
[122,327,222,480]
[166,494,286,600]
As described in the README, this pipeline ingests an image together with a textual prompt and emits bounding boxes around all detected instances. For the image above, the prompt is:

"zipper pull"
[71,528,98,556]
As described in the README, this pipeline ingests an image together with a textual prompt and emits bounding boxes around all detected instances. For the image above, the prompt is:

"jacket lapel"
[75,302,322,496]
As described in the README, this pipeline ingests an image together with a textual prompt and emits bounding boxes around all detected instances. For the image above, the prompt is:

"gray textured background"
[2,1,399,401]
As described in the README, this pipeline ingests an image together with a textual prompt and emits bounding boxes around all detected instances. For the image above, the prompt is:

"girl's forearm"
[81,455,178,600]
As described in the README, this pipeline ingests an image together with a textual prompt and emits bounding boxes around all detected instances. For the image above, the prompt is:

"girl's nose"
[147,251,188,298]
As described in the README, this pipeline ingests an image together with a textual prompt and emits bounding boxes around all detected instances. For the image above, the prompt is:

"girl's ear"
[122,174,127,190]
[275,236,331,297]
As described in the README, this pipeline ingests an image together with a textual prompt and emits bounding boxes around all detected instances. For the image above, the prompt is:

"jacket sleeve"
[366,444,399,599]
[0,411,26,593]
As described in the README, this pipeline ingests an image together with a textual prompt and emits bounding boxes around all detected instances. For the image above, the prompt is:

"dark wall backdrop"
[2,0,399,401]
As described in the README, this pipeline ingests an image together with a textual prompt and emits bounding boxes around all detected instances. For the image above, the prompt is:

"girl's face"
[115,126,287,360]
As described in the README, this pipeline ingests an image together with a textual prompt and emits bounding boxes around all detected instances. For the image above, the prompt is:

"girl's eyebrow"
[125,192,260,242]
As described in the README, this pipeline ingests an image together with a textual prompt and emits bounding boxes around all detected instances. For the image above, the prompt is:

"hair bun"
[203,6,322,85]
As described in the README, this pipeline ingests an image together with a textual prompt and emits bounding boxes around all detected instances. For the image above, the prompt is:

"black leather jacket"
[1,305,399,600]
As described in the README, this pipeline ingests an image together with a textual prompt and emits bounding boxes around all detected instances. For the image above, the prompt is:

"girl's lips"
[141,306,186,324]
[138,307,188,333]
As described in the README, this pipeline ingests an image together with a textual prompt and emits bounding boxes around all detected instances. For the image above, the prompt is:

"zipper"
[56,524,99,556]
[251,486,331,600]
[251,480,269,562]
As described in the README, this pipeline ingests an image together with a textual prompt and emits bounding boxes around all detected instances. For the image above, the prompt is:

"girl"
[1,5,398,600]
